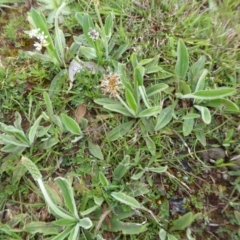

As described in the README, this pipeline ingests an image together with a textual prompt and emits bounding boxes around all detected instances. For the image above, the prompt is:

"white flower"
[28,29,40,38]
[88,28,99,40]
[33,41,42,51]
[36,32,48,42]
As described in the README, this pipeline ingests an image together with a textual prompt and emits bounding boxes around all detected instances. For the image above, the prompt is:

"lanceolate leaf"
[175,39,189,80]
[107,121,134,141]
[204,98,240,112]
[88,140,104,160]
[109,219,148,234]
[181,88,236,100]
[194,105,211,124]
[80,46,97,59]
[28,115,43,145]
[183,118,194,136]
[169,212,194,231]
[138,106,161,117]
[55,177,79,219]
[146,83,169,97]
[155,106,173,131]
[111,192,141,208]
[113,155,130,180]
[125,88,138,113]
[145,166,168,173]
[61,114,82,135]
[102,104,134,117]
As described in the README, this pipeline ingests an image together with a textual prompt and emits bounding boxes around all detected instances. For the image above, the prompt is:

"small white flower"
[28,29,40,38]
[88,28,99,40]
[36,32,48,42]
[33,41,42,51]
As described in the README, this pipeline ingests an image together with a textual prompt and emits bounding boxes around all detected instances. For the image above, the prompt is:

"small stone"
[198,148,226,162]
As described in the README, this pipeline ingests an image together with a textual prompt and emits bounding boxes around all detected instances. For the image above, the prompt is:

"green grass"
[0,0,240,239]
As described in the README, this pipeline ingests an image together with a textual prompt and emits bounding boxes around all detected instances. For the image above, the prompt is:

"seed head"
[100,73,120,98]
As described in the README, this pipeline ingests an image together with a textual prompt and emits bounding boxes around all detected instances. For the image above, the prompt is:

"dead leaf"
[96,114,111,120]
[75,104,86,123]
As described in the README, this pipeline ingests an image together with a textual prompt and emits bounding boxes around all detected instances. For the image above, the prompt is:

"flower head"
[28,28,40,38]
[27,29,49,51]
[33,41,42,51]
[36,31,48,42]
[88,28,99,40]
[100,73,120,98]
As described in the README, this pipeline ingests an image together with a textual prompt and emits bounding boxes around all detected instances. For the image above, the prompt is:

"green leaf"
[139,86,150,109]
[113,155,130,180]
[107,121,134,141]
[175,39,189,79]
[110,219,148,234]
[143,135,156,156]
[28,115,43,145]
[51,226,73,240]
[78,218,93,229]
[159,228,167,240]
[180,81,191,94]
[104,13,113,38]
[111,192,141,208]
[205,98,240,112]
[80,205,99,216]
[54,27,65,65]
[155,106,173,131]
[102,104,134,117]
[53,219,76,227]
[145,166,168,173]
[134,66,144,86]
[139,58,154,65]
[188,56,206,92]
[183,118,194,136]
[182,113,200,119]
[43,91,54,119]
[3,126,29,145]
[195,69,208,92]
[181,88,236,100]
[167,234,178,240]
[145,66,163,74]
[138,106,161,117]
[170,212,194,231]
[55,177,79,219]
[130,52,138,68]
[61,113,82,135]
[25,221,59,235]
[80,46,97,59]
[99,171,109,186]
[88,140,104,160]
[112,43,128,60]
[69,224,80,240]
[131,171,145,180]
[14,112,22,130]
[94,98,118,105]
[234,211,240,225]
[195,130,206,146]
[146,83,169,97]
[125,89,138,113]
[0,134,28,148]
[194,105,211,124]
[1,145,25,153]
